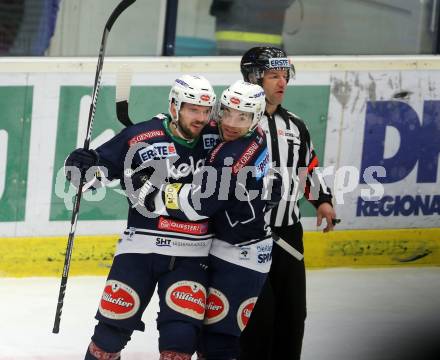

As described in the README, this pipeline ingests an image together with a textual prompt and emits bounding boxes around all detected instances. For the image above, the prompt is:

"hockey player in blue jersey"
[65,75,220,360]
[140,80,277,360]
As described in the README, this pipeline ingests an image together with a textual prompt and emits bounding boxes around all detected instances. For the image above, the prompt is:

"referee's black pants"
[239,222,306,360]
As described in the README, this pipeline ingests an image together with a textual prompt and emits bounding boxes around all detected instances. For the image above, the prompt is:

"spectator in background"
[210,0,294,55]
[0,0,24,54]
[0,0,60,55]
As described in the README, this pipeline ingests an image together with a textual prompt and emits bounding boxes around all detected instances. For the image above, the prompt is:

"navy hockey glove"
[64,148,100,185]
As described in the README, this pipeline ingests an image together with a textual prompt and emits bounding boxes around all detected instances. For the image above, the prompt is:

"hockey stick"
[52,0,137,334]
[116,65,134,127]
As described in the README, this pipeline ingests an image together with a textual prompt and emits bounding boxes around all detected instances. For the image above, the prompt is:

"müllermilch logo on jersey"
[204,288,229,325]
[237,297,258,331]
[99,280,140,320]
[166,281,206,320]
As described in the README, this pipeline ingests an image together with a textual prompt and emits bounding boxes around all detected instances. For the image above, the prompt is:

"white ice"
[0,267,439,360]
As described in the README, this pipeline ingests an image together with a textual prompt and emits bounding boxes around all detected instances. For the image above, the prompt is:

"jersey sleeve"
[95,127,132,180]
[303,131,333,208]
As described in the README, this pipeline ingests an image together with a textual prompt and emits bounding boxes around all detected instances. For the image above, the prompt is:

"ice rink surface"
[1,267,439,360]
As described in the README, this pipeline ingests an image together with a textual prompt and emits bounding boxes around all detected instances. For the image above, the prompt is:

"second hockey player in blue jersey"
[141,80,278,360]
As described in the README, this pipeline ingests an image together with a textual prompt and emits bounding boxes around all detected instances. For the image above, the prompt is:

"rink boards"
[0,57,439,276]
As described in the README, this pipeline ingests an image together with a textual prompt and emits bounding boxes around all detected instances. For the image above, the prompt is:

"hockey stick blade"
[116,65,134,127]
[52,0,137,335]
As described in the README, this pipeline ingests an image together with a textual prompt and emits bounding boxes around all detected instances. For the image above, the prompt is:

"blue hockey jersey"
[158,126,272,246]
[95,114,220,257]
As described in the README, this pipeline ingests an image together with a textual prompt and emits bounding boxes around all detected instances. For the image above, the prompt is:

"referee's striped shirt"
[261,105,333,228]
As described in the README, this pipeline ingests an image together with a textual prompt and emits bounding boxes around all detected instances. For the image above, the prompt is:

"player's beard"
[179,121,204,139]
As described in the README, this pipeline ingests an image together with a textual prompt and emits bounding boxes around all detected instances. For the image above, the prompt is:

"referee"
[239,47,338,360]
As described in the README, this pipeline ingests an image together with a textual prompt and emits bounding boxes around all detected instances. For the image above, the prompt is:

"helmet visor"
[219,106,253,129]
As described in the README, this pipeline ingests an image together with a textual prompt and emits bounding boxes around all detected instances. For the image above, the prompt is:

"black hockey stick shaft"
[52,0,136,334]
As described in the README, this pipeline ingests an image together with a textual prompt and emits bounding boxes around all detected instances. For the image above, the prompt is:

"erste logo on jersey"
[204,288,229,325]
[98,280,140,320]
[203,134,220,150]
[138,142,177,162]
[165,281,206,320]
[237,297,257,331]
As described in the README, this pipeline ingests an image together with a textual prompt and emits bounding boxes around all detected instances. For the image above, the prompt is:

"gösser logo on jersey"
[138,142,177,162]
[165,280,206,320]
[268,58,290,68]
[98,280,140,320]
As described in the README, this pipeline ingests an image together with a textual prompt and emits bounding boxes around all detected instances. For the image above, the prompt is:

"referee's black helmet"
[240,47,295,84]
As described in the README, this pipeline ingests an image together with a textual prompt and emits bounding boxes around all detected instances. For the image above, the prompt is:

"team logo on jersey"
[255,148,270,180]
[128,130,165,146]
[204,288,229,325]
[138,142,177,162]
[237,297,258,331]
[239,246,251,261]
[166,281,206,320]
[232,141,259,175]
[203,134,220,150]
[98,280,140,320]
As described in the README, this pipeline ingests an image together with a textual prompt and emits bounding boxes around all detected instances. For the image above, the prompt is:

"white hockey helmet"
[220,80,266,131]
[168,74,216,116]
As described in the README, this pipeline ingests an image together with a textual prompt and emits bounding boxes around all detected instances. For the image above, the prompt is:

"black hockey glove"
[65,148,100,185]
